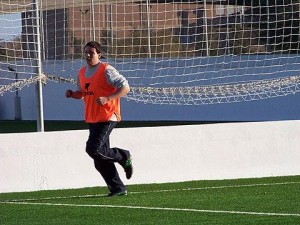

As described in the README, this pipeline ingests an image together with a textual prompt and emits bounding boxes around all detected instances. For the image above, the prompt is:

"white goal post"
[1,0,300,106]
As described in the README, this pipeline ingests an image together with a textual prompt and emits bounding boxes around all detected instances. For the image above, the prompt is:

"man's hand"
[95,85,130,105]
[65,90,82,99]
[96,96,109,105]
[65,90,73,98]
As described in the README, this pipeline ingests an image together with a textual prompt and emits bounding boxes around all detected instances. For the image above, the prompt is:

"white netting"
[1,0,300,104]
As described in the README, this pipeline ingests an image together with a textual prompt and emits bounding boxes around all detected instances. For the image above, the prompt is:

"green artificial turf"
[1,176,299,225]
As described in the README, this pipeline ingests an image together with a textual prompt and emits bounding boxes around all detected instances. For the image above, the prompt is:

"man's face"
[84,46,101,67]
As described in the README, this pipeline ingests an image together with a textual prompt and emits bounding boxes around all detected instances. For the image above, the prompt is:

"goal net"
[1,0,300,105]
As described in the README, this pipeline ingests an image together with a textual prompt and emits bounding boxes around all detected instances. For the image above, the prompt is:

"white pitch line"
[2,193,108,202]
[130,181,300,195]
[2,201,300,217]
[3,180,299,203]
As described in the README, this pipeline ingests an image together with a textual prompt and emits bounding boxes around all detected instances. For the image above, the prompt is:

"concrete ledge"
[1,120,300,193]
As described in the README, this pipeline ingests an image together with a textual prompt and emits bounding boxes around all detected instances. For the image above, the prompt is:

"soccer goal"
[1,0,300,106]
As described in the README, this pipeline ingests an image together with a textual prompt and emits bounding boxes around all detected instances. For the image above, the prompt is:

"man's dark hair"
[84,41,102,53]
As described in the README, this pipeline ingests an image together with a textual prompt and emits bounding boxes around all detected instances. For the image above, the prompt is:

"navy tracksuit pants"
[86,121,130,193]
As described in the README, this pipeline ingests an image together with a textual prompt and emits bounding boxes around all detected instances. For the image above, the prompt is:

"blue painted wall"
[1,55,300,121]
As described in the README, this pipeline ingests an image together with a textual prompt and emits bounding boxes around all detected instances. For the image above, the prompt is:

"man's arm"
[96,84,130,105]
[65,90,83,99]
[65,75,82,99]
[95,65,130,105]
